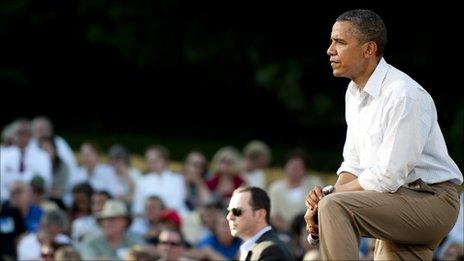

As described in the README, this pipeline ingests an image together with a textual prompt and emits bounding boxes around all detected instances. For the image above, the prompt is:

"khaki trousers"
[318,181,460,260]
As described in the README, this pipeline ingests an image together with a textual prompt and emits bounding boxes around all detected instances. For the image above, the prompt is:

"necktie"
[19,150,25,173]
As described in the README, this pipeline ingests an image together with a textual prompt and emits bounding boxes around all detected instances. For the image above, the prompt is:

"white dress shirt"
[29,136,78,176]
[71,215,102,249]
[243,169,266,189]
[63,164,122,206]
[0,145,52,200]
[132,169,187,215]
[17,232,70,261]
[337,58,463,192]
[68,164,121,195]
[239,225,272,260]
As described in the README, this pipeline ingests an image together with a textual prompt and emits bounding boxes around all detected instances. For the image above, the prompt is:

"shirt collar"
[348,57,389,99]
[240,226,272,257]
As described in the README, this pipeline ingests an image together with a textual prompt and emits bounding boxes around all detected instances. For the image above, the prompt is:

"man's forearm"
[334,172,363,192]
[335,172,357,186]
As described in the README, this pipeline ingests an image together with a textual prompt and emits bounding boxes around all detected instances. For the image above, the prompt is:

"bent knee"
[318,193,347,213]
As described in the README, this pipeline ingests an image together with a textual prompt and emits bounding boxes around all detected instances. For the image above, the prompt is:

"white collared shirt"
[0,145,52,200]
[337,58,463,192]
[239,225,272,260]
[132,169,187,215]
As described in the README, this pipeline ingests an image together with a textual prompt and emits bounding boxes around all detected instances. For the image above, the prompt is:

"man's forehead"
[331,21,358,38]
[228,191,250,207]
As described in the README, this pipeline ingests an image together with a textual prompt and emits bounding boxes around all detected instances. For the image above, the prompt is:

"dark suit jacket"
[245,230,292,261]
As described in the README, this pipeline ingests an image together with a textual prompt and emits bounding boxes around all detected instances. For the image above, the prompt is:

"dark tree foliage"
[1,0,461,169]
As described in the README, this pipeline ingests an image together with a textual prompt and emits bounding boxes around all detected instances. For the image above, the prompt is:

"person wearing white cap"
[80,199,142,260]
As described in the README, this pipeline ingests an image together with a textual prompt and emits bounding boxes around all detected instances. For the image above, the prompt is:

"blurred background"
[1,0,462,171]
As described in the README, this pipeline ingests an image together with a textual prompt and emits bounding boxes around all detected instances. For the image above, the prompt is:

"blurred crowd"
[1,116,462,260]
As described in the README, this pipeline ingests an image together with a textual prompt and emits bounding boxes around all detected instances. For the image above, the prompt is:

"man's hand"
[304,207,318,235]
[305,185,323,211]
[304,186,324,236]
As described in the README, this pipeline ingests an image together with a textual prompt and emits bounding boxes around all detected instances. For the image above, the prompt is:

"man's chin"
[230,229,238,237]
[332,70,343,77]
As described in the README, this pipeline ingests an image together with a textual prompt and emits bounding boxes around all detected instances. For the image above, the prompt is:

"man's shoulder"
[251,231,292,260]
[268,178,286,192]
[383,65,426,100]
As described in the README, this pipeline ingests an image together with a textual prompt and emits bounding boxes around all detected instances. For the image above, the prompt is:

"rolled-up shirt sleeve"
[358,96,426,192]
[337,124,363,177]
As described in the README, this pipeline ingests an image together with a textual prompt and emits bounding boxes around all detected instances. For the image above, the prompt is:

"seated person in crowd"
[241,140,271,189]
[129,196,166,241]
[80,199,142,260]
[69,183,93,221]
[269,149,322,232]
[206,146,245,206]
[17,209,70,260]
[1,119,52,201]
[132,145,187,216]
[6,181,43,233]
[0,200,26,260]
[39,137,71,206]
[197,212,241,260]
[107,144,141,205]
[71,190,111,250]
[30,116,77,176]
[67,141,120,202]
[181,199,223,246]
[182,151,211,211]
[29,175,60,213]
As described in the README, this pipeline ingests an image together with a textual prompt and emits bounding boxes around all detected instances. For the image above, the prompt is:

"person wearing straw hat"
[80,199,142,260]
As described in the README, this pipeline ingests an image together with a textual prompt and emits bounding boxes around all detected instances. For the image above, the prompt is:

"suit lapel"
[255,230,274,243]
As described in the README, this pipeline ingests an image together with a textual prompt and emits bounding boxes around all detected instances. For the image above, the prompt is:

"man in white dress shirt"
[304,9,463,260]
[30,116,78,175]
[132,145,187,216]
[0,119,52,201]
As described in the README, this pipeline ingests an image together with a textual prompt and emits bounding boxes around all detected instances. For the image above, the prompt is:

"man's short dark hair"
[236,186,271,224]
[336,9,387,57]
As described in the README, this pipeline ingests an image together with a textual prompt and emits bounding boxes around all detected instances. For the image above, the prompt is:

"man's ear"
[364,41,378,58]
[257,208,267,222]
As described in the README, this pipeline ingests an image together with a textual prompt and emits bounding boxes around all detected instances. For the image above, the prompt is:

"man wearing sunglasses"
[227,186,292,260]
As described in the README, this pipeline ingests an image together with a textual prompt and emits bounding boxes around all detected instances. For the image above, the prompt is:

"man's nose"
[226,211,234,221]
[327,42,335,56]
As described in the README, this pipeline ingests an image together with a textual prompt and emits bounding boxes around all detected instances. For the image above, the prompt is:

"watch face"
[322,185,334,195]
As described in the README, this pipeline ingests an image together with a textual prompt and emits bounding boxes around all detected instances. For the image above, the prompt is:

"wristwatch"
[322,185,335,195]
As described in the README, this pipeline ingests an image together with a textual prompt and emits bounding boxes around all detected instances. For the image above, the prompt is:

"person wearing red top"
[206,146,245,206]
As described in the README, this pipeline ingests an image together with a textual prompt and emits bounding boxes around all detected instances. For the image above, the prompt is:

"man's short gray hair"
[336,9,387,57]
[41,209,69,231]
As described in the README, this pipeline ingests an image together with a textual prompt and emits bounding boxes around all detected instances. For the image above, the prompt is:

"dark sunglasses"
[159,240,183,246]
[228,207,244,217]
